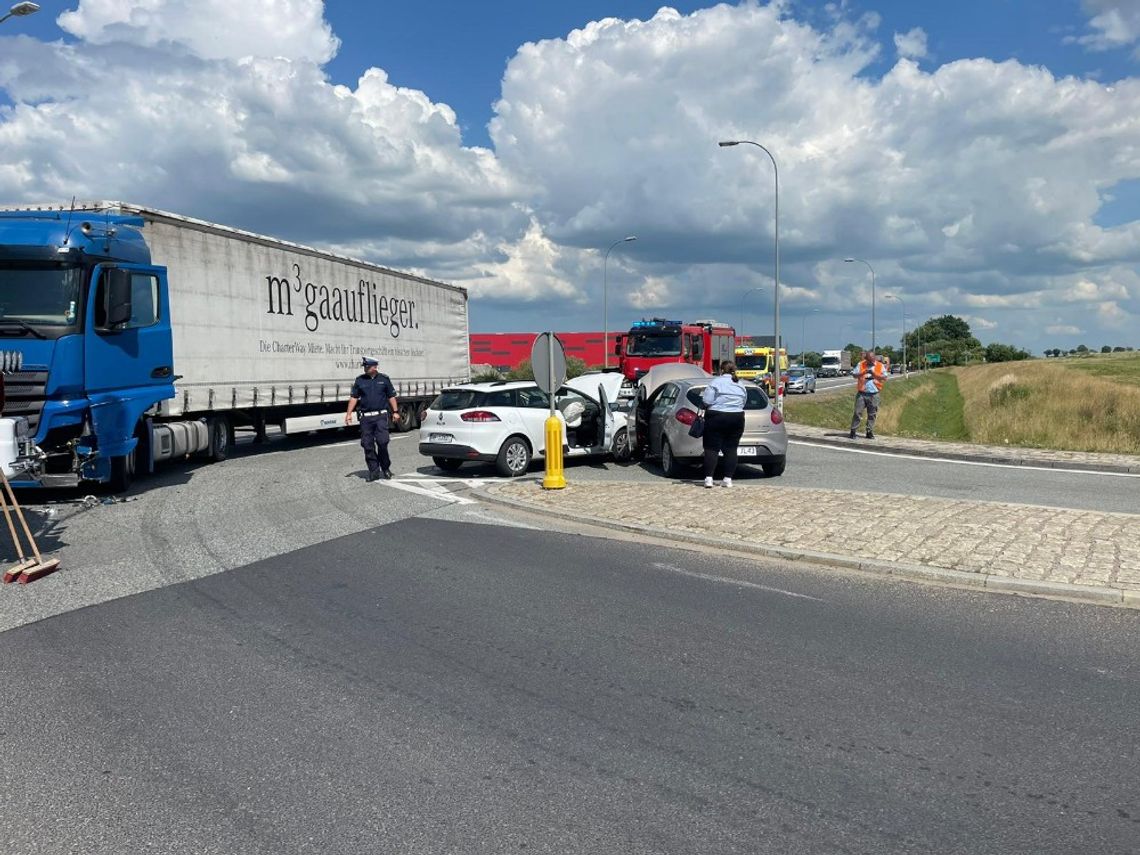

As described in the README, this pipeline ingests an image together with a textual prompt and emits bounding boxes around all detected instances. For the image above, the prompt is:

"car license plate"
[737,446,758,456]
[429,433,452,443]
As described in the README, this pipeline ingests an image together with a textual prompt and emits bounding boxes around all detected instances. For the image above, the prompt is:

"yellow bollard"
[541,415,566,489]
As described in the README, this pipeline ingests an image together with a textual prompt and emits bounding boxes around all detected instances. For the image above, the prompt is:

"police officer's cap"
[361,356,379,367]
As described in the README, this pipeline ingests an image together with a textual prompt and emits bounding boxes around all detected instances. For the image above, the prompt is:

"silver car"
[628,365,788,478]
[786,366,816,394]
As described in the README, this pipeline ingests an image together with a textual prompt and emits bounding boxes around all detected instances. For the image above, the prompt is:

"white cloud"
[893,27,928,60]
[1070,0,1140,53]
[2,1,1140,352]
[963,315,998,330]
[1045,323,1084,335]
[627,275,677,311]
[58,0,340,63]
[1097,300,1130,326]
[0,11,524,258]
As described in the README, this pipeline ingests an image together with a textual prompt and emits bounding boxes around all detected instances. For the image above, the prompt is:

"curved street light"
[883,294,907,377]
[739,286,765,341]
[0,2,39,24]
[720,139,782,410]
[844,257,876,351]
[602,235,637,369]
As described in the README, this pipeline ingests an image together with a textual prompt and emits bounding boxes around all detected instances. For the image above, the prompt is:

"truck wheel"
[207,415,230,462]
[495,436,531,477]
[108,446,137,493]
[661,439,684,479]
[762,456,786,477]
[611,427,631,463]
[433,457,463,472]
[396,402,418,432]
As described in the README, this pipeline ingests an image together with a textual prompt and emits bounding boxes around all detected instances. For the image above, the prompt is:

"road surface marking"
[384,479,477,505]
[789,440,1140,478]
[652,562,824,601]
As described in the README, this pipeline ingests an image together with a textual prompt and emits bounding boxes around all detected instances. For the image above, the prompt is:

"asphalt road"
[2,517,1137,854]
[3,421,1135,635]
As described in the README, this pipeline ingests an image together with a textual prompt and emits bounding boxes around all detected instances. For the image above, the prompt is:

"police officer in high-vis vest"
[345,356,400,481]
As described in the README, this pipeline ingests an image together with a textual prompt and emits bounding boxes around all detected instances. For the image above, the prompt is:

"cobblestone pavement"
[487,479,1140,608]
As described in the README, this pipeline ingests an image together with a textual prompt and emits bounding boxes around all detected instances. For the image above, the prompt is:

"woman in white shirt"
[700,361,747,488]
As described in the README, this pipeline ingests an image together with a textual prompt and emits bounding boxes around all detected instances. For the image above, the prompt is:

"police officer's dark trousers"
[360,414,391,475]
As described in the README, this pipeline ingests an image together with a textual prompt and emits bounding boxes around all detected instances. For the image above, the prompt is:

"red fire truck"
[612,319,737,394]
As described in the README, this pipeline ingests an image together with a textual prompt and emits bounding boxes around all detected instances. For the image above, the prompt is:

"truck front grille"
[2,370,48,434]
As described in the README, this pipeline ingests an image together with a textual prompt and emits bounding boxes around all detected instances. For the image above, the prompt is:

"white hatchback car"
[418,374,628,476]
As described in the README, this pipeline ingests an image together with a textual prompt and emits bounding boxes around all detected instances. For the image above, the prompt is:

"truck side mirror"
[99,269,133,331]
[613,336,623,356]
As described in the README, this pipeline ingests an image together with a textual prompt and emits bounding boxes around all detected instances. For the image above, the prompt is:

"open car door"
[596,381,616,453]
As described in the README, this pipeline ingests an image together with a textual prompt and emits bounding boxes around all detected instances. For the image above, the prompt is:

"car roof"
[442,380,537,392]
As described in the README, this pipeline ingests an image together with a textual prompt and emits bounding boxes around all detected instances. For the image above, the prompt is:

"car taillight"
[675,409,697,426]
[460,410,501,422]
[770,408,784,425]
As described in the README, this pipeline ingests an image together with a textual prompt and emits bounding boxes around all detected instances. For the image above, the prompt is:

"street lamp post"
[719,139,782,410]
[739,286,765,341]
[602,235,637,369]
[883,294,907,377]
[800,308,819,364]
[844,257,876,352]
[0,2,39,24]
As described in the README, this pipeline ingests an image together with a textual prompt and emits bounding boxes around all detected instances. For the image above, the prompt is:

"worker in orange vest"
[850,350,887,439]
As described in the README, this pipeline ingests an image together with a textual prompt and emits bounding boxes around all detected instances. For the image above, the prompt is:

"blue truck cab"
[0,208,175,490]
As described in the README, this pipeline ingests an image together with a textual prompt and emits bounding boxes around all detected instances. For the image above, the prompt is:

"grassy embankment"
[784,353,1140,454]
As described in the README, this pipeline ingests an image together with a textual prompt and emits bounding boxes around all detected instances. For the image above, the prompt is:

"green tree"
[801,351,823,369]
[984,342,1030,363]
[505,355,589,382]
[1076,344,1089,353]
[905,315,981,366]
[1101,345,1112,353]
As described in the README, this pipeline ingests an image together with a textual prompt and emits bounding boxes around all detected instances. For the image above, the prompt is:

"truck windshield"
[735,353,769,370]
[0,263,83,328]
[821,357,840,365]
[626,333,681,356]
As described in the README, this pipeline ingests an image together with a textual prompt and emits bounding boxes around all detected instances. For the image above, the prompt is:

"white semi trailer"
[0,202,469,489]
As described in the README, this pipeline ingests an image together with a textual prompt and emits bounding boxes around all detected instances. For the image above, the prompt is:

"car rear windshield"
[686,385,769,410]
[429,388,519,410]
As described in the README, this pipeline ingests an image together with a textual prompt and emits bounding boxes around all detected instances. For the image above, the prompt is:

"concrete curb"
[786,431,1140,474]
[480,485,1138,610]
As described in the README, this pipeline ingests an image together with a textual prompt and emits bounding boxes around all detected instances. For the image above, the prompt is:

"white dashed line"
[651,562,824,601]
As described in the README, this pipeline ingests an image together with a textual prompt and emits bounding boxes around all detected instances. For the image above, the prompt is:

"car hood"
[562,371,623,404]
[637,363,711,399]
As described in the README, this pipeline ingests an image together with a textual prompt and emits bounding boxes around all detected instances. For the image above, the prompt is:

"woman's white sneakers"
[722,477,733,488]
[704,476,714,488]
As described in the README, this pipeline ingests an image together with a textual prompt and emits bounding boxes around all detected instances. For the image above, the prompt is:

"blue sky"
[3,1,1140,353]
[320,1,1136,151]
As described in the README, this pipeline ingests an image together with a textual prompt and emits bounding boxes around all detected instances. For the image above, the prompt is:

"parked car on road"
[628,365,788,478]
[419,374,628,476]
[786,367,817,394]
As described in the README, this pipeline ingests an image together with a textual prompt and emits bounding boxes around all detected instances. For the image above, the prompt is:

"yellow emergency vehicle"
[733,346,789,395]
